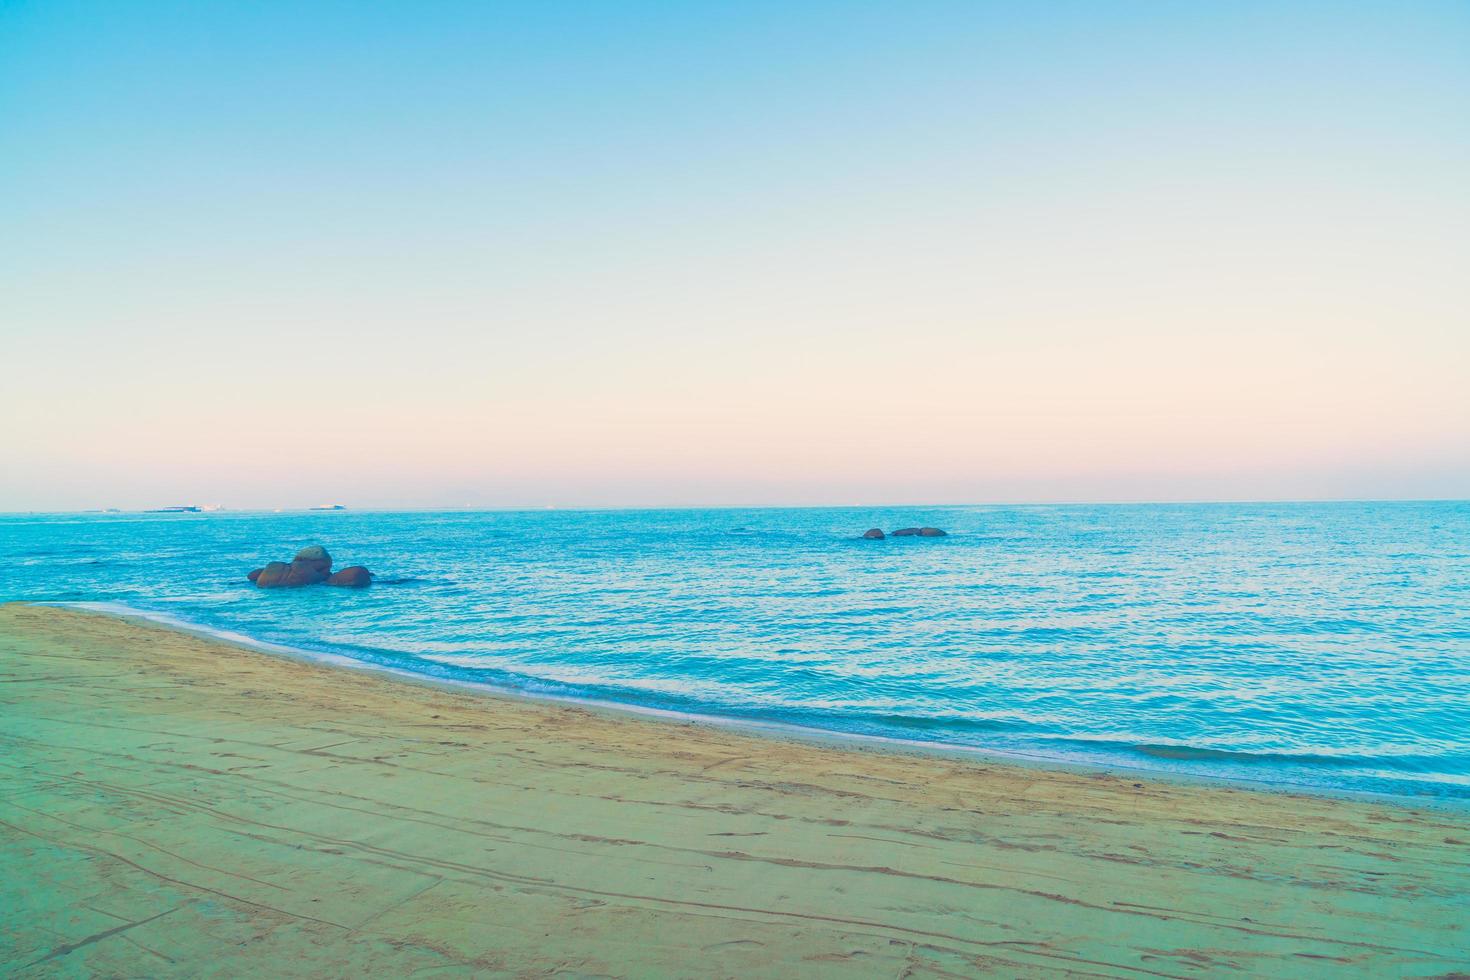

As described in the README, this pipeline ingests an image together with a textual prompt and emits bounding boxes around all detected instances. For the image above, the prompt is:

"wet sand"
[2,602,1467,977]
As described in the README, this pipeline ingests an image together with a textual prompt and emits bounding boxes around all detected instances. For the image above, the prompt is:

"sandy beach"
[2,602,1466,977]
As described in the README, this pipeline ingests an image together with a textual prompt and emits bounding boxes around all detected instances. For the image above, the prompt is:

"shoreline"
[3,601,1468,975]
[56,600,1469,812]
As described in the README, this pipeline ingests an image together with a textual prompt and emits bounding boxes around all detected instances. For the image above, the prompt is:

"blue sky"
[2,2,1467,509]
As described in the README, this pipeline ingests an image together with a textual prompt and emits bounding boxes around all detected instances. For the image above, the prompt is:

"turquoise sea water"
[2,503,1467,800]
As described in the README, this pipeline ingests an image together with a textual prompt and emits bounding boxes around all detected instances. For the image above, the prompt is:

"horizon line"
[2,494,1467,517]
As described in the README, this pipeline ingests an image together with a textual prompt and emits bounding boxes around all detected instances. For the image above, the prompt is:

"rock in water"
[254,561,292,587]
[253,545,332,587]
[292,545,332,573]
[285,545,332,585]
[891,527,920,536]
[281,562,330,585]
[251,545,371,588]
[862,528,885,539]
[327,566,373,588]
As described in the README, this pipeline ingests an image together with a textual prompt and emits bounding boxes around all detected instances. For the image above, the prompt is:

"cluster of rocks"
[861,527,947,539]
[248,546,372,589]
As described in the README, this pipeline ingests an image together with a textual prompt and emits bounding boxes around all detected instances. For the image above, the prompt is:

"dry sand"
[2,602,1467,977]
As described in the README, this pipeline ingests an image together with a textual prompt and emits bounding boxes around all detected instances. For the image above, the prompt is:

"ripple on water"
[2,501,1468,800]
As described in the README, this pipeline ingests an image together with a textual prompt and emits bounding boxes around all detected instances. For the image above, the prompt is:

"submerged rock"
[327,566,373,588]
[861,528,885,539]
[891,527,947,538]
[247,568,263,583]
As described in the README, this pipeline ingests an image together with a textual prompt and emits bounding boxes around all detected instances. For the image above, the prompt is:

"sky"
[2,1,1467,510]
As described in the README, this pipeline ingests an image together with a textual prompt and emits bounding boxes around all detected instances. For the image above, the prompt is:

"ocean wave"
[6,501,1465,803]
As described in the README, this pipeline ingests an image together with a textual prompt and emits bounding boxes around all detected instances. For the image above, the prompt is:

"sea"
[2,502,1467,801]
